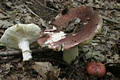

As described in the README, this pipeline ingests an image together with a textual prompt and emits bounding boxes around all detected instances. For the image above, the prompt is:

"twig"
[101,16,120,24]
[25,4,48,28]
[93,6,120,11]
[24,4,40,18]
[25,0,58,21]
[32,0,58,13]
[0,50,20,56]
[0,49,43,56]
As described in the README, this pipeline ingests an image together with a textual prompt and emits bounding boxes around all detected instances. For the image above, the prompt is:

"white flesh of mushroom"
[18,39,32,61]
[0,23,41,61]
[44,31,66,45]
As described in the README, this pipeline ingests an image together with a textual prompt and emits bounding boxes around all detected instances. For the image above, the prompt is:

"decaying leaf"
[32,62,60,80]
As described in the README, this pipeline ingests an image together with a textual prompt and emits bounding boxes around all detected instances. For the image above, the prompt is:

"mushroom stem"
[63,46,78,64]
[18,39,32,61]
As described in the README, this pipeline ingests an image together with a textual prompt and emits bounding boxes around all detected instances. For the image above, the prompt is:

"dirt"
[0,0,120,80]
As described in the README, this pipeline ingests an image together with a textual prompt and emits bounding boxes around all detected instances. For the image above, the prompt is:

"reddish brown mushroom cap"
[86,61,106,77]
[52,5,95,28]
[37,5,102,51]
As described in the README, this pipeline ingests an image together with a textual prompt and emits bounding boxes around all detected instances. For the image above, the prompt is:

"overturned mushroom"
[37,5,102,63]
[0,23,41,61]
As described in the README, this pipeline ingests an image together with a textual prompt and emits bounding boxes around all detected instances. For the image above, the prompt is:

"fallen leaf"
[32,62,60,80]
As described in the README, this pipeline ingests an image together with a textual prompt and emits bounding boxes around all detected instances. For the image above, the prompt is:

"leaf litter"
[0,0,120,80]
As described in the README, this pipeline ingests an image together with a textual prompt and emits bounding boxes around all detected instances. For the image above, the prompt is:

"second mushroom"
[0,23,41,61]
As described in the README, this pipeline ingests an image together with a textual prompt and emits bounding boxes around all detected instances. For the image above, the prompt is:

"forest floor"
[0,0,120,80]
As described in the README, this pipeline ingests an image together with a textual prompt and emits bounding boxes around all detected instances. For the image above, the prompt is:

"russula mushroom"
[0,23,41,61]
[37,5,102,63]
[86,61,106,77]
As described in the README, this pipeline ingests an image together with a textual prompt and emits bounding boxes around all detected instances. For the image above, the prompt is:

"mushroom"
[0,23,41,61]
[37,5,102,63]
[86,61,106,77]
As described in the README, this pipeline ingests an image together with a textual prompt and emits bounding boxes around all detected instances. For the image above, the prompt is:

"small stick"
[0,49,42,56]
[0,50,20,56]
[101,16,120,24]
[24,4,40,18]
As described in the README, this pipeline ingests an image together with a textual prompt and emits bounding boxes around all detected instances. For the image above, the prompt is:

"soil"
[0,0,120,80]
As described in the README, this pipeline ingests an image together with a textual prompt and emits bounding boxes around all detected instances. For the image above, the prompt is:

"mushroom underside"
[0,23,41,61]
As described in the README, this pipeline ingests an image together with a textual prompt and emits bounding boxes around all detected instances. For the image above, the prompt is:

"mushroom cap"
[37,5,102,50]
[0,23,41,48]
[86,61,106,77]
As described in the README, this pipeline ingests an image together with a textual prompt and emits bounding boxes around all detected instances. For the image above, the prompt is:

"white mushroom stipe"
[18,39,32,61]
